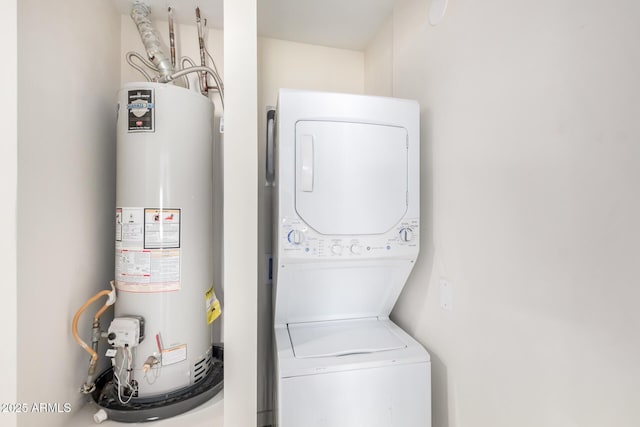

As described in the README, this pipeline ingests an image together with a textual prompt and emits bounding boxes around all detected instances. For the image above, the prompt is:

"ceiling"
[113,0,393,51]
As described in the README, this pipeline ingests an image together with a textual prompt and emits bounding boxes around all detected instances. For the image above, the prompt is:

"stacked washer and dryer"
[271,89,431,426]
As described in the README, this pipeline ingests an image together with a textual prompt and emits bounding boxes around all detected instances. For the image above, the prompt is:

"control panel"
[280,217,419,259]
[107,316,145,348]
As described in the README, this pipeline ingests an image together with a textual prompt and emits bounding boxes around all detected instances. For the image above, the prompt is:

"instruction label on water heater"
[162,344,187,366]
[115,207,181,292]
[127,89,155,132]
[144,209,181,248]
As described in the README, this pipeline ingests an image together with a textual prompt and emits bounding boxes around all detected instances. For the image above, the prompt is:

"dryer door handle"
[265,107,276,185]
[300,135,314,192]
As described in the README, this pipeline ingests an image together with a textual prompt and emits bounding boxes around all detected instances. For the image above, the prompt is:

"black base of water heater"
[91,345,224,423]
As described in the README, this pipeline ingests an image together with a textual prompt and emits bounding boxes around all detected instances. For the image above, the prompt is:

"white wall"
[258,37,364,99]
[17,1,121,426]
[390,0,640,426]
[365,15,393,96]
[224,0,258,425]
[0,1,18,427]
[257,37,365,424]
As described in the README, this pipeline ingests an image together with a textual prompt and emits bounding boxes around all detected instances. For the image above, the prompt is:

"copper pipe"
[168,7,176,69]
[196,7,209,95]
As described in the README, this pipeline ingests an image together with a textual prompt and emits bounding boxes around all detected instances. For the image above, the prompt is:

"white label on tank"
[115,207,182,292]
[162,344,187,366]
[116,248,181,292]
[115,208,123,241]
[118,207,144,248]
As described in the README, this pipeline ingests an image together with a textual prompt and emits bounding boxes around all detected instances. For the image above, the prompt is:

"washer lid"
[288,318,407,359]
[294,120,408,235]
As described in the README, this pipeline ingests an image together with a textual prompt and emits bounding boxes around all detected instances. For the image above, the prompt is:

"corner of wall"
[364,13,394,97]
[0,1,18,426]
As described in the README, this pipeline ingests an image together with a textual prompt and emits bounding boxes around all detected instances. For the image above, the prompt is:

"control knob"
[399,227,414,242]
[287,229,304,245]
[350,244,362,254]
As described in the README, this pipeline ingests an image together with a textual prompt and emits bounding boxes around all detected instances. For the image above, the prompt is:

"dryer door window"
[295,121,408,235]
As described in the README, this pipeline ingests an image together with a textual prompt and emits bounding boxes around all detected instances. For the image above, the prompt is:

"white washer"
[272,89,430,427]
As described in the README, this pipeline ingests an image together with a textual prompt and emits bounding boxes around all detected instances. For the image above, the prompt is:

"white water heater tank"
[114,82,216,398]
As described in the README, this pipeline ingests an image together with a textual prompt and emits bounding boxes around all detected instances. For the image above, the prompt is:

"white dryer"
[271,89,430,427]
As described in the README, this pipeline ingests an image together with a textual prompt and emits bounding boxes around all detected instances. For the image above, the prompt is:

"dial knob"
[331,244,343,255]
[399,228,414,242]
[287,229,304,245]
[350,244,362,254]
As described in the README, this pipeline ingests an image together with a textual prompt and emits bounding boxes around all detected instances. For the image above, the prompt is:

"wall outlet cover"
[440,278,452,310]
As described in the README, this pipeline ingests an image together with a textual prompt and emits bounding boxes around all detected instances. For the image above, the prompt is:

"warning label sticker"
[144,208,181,249]
[117,208,145,248]
[205,286,222,324]
[115,207,182,293]
[161,344,187,366]
[115,208,122,241]
[116,248,180,292]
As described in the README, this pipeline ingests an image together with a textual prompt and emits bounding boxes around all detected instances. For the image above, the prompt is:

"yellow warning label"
[205,286,221,324]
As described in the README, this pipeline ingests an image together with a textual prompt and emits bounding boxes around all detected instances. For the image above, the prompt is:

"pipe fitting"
[94,408,108,424]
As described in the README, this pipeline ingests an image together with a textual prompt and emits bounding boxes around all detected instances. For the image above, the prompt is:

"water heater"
[112,81,218,400]
[71,5,225,423]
